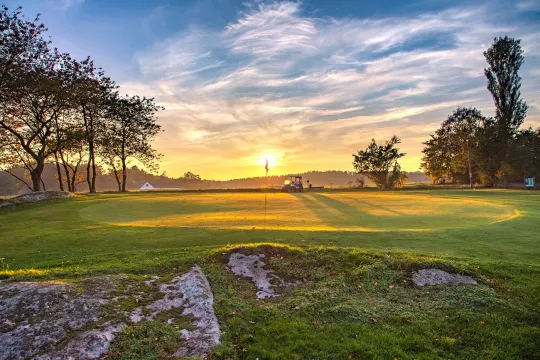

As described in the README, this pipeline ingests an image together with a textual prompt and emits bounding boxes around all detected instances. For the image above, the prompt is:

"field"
[1,189,540,359]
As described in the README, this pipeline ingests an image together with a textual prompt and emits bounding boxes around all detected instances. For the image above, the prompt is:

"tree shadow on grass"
[309,193,359,215]
[338,194,406,216]
[291,193,367,228]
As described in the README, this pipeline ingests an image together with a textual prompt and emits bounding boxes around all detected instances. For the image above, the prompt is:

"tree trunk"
[30,161,44,192]
[111,164,121,192]
[54,153,65,191]
[59,149,72,192]
[91,150,97,192]
[86,154,92,192]
[115,170,121,192]
[86,140,96,193]
[467,142,473,188]
[121,124,127,192]
[121,158,127,192]
[83,106,96,194]
[71,162,81,193]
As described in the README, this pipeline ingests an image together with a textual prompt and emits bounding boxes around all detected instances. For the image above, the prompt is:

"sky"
[5,0,540,180]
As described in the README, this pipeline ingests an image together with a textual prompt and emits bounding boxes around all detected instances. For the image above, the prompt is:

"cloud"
[224,2,317,57]
[127,1,540,179]
[517,1,540,11]
[55,0,84,9]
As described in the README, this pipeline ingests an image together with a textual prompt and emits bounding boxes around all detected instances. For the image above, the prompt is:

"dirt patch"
[412,269,477,287]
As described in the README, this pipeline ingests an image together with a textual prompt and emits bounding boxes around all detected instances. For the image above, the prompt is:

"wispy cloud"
[54,0,84,9]
[127,1,540,179]
[517,1,540,11]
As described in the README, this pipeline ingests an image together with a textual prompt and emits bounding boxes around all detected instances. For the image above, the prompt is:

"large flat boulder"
[0,277,117,360]
[0,266,220,359]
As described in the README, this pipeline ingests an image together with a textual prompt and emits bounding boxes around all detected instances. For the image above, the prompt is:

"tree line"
[353,36,539,189]
[0,6,163,193]
[421,36,538,187]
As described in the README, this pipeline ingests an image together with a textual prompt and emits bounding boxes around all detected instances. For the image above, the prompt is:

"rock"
[0,201,13,208]
[175,265,221,358]
[1,191,73,208]
[1,267,220,360]
[228,253,300,299]
[144,275,161,286]
[412,269,477,287]
[34,322,126,360]
[129,266,221,358]
[0,277,116,360]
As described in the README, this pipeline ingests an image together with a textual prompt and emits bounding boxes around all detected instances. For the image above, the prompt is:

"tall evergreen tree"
[484,36,528,154]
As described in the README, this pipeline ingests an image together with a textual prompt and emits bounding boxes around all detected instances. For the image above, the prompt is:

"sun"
[258,152,280,170]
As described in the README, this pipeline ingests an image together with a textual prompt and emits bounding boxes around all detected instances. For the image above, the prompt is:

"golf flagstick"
[264,159,269,228]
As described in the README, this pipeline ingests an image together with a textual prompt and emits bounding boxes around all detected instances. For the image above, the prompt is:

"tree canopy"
[422,36,538,187]
[352,136,406,189]
[0,5,163,192]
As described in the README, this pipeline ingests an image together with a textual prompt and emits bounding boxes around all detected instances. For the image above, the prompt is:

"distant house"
[140,182,156,190]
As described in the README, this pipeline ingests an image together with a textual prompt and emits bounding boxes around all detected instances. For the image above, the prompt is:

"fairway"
[1,189,540,359]
[1,189,539,269]
[79,192,518,231]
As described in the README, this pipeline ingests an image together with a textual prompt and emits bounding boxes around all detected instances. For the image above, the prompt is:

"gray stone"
[5,191,73,207]
[0,277,116,360]
[13,191,72,202]
[129,266,221,358]
[0,267,220,359]
[412,269,477,287]
[175,265,221,358]
[0,201,13,208]
[228,253,300,299]
[34,322,126,360]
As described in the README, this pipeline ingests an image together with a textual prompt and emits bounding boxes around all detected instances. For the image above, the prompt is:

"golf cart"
[281,175,304,192]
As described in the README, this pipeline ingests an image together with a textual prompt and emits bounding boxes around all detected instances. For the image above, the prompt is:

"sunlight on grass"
[490,209,522,224]
[79,192,518,232]
[0,268,49,280]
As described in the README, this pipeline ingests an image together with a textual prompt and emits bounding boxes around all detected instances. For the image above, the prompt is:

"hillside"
[0,165,429,196]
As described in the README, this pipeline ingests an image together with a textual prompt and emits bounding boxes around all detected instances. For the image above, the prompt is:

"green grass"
[108,321,183,359]
[1,189,539,359]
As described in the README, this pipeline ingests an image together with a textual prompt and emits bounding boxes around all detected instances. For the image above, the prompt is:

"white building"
[140,182,156,190]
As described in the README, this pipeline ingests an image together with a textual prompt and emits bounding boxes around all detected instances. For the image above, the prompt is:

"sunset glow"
[14,0,540,180]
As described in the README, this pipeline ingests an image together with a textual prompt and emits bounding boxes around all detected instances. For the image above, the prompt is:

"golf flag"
[265,159,269,174]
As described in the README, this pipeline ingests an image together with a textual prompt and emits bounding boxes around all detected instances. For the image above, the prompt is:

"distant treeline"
[0,166,429,196]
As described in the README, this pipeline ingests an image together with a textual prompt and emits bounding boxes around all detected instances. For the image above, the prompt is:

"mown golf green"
[1,189,539,359]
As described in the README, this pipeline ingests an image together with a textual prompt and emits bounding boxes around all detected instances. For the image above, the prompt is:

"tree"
[64,57,116,193]
[509,128,540,180]
[421,133,457,184]
[101,95,163,192]
[484,36,528,139]
[183,171,201,181]
[352,136,406,189]
[55,126,87,192]
[0,52,68,191]
[441,107,486,187]
[484,36,528,182]
[0,6,64,191]
[421,107,502,186]
[1,6,166,194]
